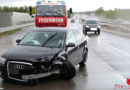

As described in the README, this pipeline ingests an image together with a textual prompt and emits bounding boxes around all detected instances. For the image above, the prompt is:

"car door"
[73,30,86,64]
[66,31,79,66]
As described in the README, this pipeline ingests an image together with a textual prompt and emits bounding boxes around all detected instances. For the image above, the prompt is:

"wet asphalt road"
[0,19,130,90]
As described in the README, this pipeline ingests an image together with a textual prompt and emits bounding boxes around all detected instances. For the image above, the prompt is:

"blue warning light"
[36,1,41,5]
[61,1,66,5]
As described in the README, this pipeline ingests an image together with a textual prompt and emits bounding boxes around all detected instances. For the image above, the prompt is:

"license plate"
[91,28,97,31]
[9,69,19,75]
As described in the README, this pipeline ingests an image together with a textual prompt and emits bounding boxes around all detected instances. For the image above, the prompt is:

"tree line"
[0,6,35,14]
[95,7,130,20]
[95,7,117,19]
[0,6,73,18]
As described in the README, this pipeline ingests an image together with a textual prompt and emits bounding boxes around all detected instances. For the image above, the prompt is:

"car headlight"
[0,57,6,64]
[98,25,101,28]
[86,26,89,28]
[39,57,50,62]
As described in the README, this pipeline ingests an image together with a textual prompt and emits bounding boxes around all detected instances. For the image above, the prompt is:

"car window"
[45,33,65,48]
[20,32,53,46]
[73,31,83,41]
[19,31,65,47]
[66,31,76,44]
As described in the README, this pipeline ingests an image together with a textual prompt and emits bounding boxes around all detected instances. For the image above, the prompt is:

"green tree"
[95,7,104,15]
[0,7,2,12]
[24,6,28,12]
[32,7,35,14]
[3,6,10,12]
[104,10,117,19]
[9,7,14,12]
[19,7,24,12]
[14,7,19,12]
[0,6,35,13]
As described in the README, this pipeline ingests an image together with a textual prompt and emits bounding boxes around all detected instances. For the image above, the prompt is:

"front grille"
[7,61,33,81]
[43,23,58,27]
[38,23,65,27]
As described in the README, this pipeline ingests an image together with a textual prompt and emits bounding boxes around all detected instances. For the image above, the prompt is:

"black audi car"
[83,20,101,35]
[0,28,88,84]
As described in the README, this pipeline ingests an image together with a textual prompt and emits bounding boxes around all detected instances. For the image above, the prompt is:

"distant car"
[0,28,88,85]
[83,20,101,35]
[81,19,86,23]
[71,19,75,23]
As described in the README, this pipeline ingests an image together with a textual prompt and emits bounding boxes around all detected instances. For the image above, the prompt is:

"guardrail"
[0,23,34,33]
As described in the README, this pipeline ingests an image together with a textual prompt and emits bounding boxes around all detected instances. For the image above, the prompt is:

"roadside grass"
[0,28,22,37]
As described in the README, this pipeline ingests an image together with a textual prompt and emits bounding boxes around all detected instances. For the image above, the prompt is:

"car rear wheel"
[60,60,76,79]
[83,27,85,35]
[85,31,87,35]
[79,48,88,66]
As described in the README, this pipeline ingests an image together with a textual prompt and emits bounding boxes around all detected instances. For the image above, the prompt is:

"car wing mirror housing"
[16,39,21,44]
[66,43,76,47]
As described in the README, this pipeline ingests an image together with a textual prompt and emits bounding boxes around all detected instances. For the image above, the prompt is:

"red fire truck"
[35,1,67,27]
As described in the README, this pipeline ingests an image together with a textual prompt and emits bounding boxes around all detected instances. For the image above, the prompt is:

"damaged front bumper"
[22,70,60,82]
[0,61,61,82]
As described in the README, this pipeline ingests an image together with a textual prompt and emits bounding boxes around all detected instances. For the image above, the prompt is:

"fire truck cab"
[35,1,67,27]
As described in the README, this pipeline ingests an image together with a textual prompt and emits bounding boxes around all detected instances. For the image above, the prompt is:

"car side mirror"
[16,39,21,44]
[66,43,76,47]
[29,6,34,18]
[29,6,32,16]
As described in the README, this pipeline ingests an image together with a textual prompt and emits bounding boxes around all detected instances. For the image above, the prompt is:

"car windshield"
[37,5,65,17]
[19,31,65,48]
[86,20,97,24]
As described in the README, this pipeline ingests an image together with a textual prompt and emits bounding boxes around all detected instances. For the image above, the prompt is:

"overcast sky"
[1,0,130,12]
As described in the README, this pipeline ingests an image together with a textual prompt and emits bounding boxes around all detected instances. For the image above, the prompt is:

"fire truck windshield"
[37,5,65,17]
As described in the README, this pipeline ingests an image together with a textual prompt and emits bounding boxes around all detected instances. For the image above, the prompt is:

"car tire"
[83,27,85,35]
[1,72,10,82]
[2,77,10,82]
[95,31,97,34]
[85,31,87,35]
[60,60,76,79]
[98,30,100,35]
[79,48,88,66]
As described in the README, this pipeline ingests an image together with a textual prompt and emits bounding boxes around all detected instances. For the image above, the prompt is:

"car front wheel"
[60,60,76,79]
[98,30,100,35]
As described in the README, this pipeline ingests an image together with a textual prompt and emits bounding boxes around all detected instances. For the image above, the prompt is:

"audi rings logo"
[13,64,25,69]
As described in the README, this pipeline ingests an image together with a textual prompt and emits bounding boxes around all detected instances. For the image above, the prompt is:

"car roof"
[31,27,77,33]
[86,20,97,22]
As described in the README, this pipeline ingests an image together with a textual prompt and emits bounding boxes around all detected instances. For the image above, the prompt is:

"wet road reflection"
[0,23,130,90]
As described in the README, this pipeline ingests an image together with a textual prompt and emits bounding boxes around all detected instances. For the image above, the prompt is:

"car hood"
[2,45,62,62]
[86,24,98,28]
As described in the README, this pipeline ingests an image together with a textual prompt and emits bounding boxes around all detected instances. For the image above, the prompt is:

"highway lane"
[0,20,130,90]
